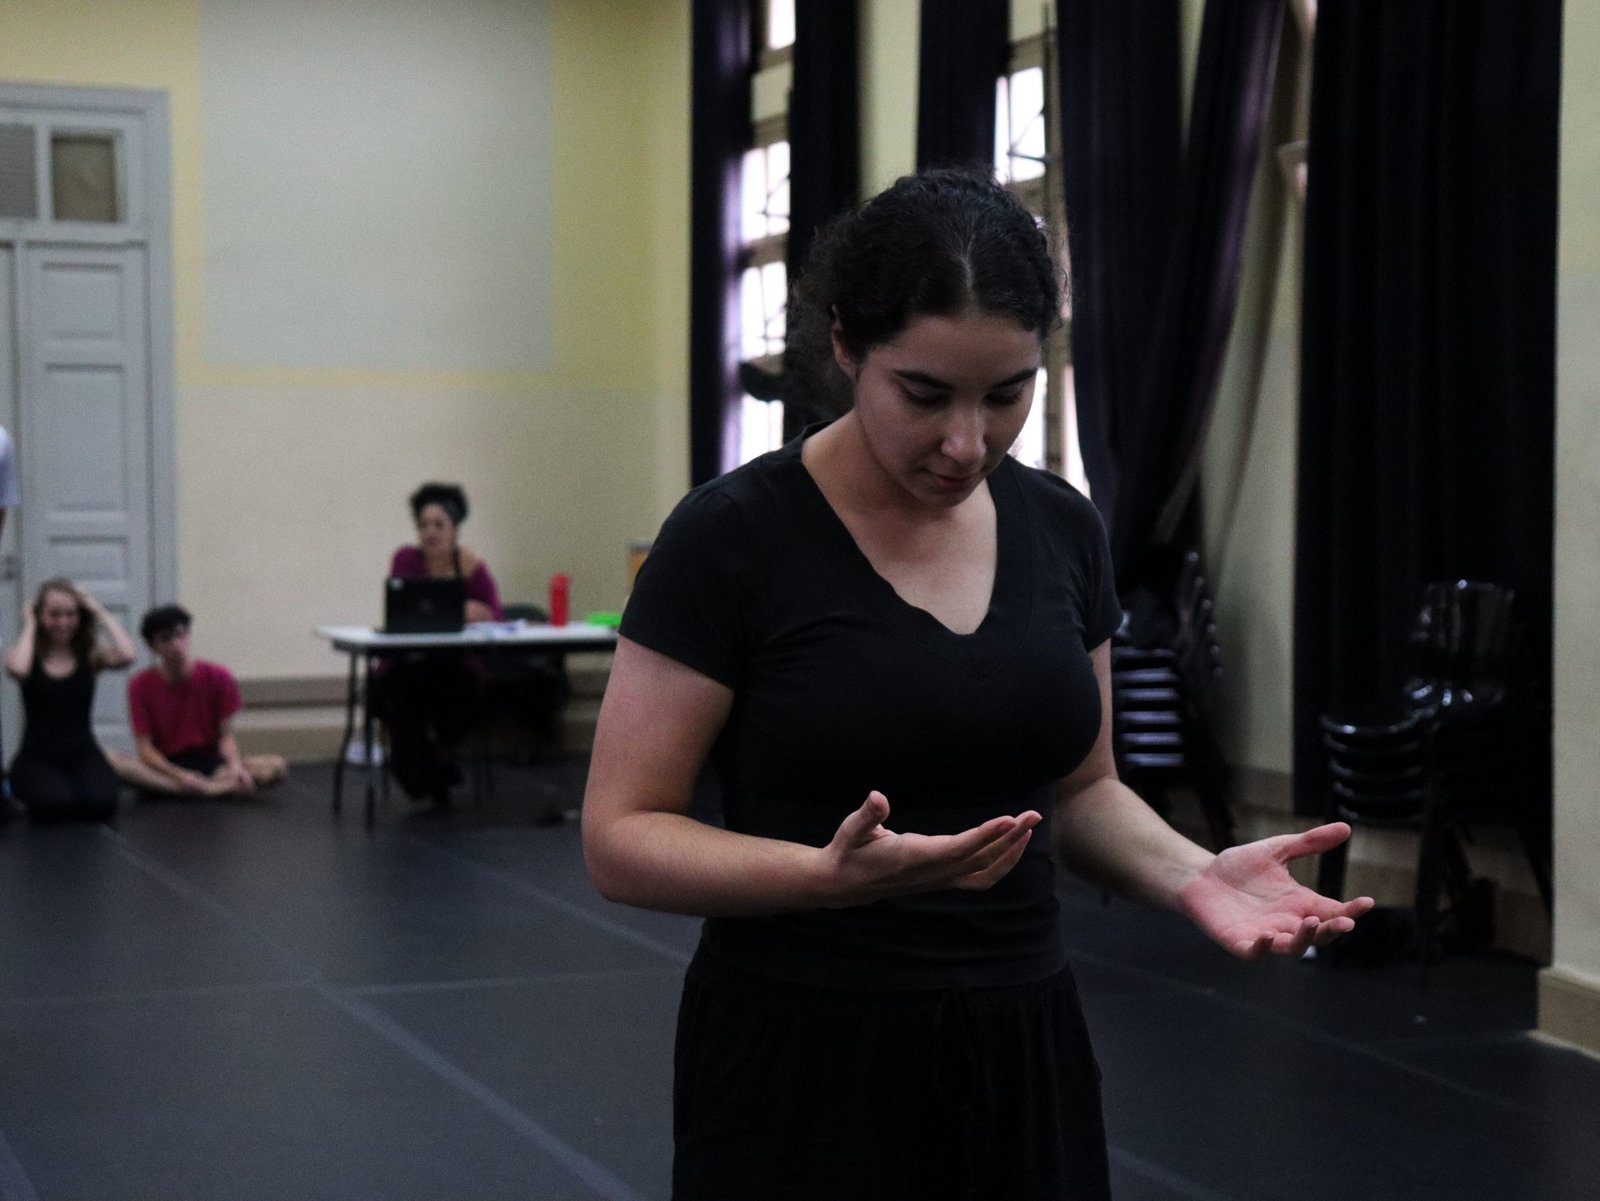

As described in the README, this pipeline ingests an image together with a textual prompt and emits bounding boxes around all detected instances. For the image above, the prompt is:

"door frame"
[0,81,177,634]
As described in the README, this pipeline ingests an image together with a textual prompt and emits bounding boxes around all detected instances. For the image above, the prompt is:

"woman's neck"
[802,413,975,529]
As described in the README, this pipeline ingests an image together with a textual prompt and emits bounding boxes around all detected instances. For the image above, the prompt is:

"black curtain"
[1056,0,1182,579]
[689,0,752,487]
[916,0,1008,171]
[782,0,859,437]
[1293,0,1560,812]
[1059,0,1283,595]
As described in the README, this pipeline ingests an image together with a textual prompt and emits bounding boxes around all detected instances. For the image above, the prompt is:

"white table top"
[315,622,619,652]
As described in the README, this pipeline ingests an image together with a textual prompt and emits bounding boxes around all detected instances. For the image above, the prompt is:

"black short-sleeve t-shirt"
[622,430,1123,990]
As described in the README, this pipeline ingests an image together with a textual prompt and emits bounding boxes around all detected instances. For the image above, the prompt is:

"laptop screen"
[383,577,467,634]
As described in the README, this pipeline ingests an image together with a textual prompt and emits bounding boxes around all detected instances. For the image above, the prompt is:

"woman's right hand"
[820,791,1041,907]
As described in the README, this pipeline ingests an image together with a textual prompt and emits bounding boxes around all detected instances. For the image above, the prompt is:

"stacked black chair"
[1407,580,1552,914]
[1111,551,1235,850]
[1317,580,1550,969]
[1315,706,1479,975]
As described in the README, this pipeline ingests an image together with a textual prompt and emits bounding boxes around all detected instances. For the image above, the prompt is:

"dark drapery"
[1058,0,1283,593]
[1056,0,1182,575]
[782,0,859,437]
[916,0,1008,171]
[1293,1,1560,811]
[689,0,752,487]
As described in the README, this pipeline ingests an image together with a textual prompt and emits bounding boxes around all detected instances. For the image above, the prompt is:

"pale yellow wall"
[0,0,690,679]
[1198,21,1306,778]
[860,0,919,195]
[1551,0,1600,987]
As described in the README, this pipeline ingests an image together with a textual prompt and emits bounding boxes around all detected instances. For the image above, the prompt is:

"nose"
[940,405,987,470]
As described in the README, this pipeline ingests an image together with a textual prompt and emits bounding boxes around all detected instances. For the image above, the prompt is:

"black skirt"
[672,949,1111,1201]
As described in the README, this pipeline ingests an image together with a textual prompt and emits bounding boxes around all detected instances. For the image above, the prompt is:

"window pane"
[1061,366,1090,496]
[1011,68,1046,182]
[738,393,785,465]
[766,0,795,51]
[1011,368,1049,469]
[740,267,767,360]
[52,134,119,222]
[765,141,790,234]
[741,147,768,243]
[0,124,38,220]
[1006,67,1046,184]
[760,260,787,356]
[993,76,1011,183]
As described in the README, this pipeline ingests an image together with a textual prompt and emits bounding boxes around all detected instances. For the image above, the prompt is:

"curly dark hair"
[33,579,98,668]
[409,482,469,526]
[785,167,1063,417]
[139,603,192,646]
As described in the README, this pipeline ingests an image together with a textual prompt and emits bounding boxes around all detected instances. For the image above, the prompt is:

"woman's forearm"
[86,597,137,667]
[584,809,830,917]
[4,613,35,678]
[1052,777,1214,911]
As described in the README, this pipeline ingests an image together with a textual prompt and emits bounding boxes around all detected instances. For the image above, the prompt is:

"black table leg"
[362,652,378,829]
[333,650,358,817]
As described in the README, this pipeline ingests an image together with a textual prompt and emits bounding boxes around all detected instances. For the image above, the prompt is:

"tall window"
[734,0,796,466]
[995,29,1089,496]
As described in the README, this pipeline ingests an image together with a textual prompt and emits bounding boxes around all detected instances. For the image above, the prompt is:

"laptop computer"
[383,577,467,634]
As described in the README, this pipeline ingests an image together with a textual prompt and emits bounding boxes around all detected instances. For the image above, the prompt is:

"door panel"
[21,243,150,746]
[0,243,18,764]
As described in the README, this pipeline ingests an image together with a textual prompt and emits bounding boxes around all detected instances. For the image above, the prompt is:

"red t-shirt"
[127,660,242,758]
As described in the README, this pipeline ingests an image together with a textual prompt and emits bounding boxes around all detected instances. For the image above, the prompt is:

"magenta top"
[389,546,503,620]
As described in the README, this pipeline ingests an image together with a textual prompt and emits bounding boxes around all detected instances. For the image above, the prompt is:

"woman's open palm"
[1180,823,1375,958]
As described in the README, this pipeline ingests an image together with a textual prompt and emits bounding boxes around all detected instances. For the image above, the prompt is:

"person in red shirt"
[109,604,287,797]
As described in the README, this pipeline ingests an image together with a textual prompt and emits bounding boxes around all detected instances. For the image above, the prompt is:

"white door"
[0,85,176,757]
[19,243,151,746]
[0,244,19,762]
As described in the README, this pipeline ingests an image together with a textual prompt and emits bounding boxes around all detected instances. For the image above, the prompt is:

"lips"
[929,471,978,490]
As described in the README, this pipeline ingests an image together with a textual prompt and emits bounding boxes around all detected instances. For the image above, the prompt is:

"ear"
[830,314,859,381]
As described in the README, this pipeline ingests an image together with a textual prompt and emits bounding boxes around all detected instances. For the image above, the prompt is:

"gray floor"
[0,758,1594,1201]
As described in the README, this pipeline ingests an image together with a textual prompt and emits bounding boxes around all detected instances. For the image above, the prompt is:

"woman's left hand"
[1179,823,1375,959]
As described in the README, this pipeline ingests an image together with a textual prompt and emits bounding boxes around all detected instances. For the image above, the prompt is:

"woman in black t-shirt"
[3,578,137,823]
[583,170,1373,1201]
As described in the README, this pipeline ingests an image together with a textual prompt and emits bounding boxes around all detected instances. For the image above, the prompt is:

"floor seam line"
[97,827,652,1201]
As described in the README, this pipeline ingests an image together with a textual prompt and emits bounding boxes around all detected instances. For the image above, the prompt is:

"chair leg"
[1316,832,1350,901]
[1192,731,1235,851]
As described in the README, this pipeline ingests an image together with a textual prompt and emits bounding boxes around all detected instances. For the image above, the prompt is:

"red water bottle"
[549,573,570,626]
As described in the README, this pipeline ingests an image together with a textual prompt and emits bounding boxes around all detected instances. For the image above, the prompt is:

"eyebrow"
[891,365,1040,391]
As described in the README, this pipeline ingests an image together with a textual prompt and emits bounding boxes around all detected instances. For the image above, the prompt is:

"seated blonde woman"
[3,579,136,823]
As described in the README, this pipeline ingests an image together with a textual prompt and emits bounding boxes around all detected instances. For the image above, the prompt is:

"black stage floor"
[0,758,1593,1200]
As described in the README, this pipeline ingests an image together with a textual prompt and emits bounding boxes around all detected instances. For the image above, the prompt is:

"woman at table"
[4,578,137,823]
[371,482,503,807]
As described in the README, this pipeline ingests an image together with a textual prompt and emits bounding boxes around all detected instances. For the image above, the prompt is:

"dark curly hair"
[409,482,469,526]
[140,603,191,646]
[785,168,1063,417]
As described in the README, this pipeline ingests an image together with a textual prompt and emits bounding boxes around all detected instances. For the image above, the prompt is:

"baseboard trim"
[233,665,610,763]
[1539,967,1600,1056]
[238,675,348,707]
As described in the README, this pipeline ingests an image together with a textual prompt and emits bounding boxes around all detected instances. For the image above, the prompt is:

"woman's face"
[415,503,457,556]
[38,589,81,648]
[836,309,1042,509]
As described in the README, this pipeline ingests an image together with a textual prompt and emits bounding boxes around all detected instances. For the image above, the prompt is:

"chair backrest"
[1404,580,1520,711]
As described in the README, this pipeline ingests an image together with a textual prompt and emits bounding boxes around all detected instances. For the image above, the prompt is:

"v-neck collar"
[771,427,1033,672]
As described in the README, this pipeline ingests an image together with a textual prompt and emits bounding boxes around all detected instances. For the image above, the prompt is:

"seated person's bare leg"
[105,747,180,793]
